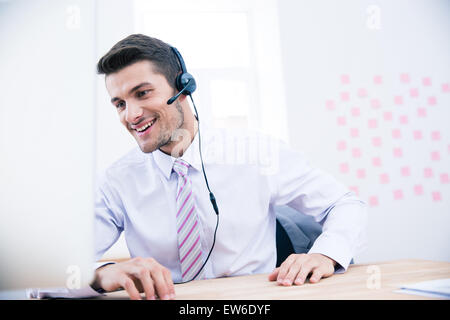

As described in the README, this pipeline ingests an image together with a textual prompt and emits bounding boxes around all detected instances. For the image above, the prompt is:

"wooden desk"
[103,259,450,300]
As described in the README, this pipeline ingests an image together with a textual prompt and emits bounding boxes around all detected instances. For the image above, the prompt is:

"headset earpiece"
[171,46,197,96]
[176,72,196,96]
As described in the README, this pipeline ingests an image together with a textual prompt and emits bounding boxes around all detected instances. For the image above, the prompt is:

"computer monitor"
[0,0,96,291]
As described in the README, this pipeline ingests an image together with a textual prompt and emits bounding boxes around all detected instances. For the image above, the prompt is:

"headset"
[167,46,219,283]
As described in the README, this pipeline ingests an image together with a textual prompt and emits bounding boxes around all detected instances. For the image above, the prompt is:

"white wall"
[277,0,450,263]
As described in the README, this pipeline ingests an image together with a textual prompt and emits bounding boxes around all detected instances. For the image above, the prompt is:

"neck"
[159,111,198,158]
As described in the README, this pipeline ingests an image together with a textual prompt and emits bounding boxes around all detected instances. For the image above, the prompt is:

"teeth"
[136,119,155,132]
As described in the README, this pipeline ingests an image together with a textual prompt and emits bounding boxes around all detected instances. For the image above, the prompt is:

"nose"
[125,101,144,125]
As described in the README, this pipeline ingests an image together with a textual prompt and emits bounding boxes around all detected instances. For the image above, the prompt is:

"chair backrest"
[275,206,322,267]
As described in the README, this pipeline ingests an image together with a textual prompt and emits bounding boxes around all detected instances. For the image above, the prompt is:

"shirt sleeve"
[93,172,125,261]
[268,139,368,271]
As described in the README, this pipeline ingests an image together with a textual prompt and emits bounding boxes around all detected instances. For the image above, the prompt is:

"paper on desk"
[396,278,450,299]
[26,286,104,299]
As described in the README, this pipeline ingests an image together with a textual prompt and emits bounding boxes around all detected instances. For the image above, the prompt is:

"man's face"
[105,60,184,153]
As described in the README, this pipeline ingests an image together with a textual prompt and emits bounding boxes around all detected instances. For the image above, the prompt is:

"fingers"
[133,267,155,300]
[294,261,318,285]
[163,268,176,299]
[277,254,308,286]
[271,253,335,286]
[120,275,142,300]
[309,268,323,283]
[268,267,279,281]
[151,269,171,300]
[134,258,174,300]
[95,257,176,300]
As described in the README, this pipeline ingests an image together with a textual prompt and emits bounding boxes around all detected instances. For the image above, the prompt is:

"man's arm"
[90,175,175,300]
[266,139,368,285]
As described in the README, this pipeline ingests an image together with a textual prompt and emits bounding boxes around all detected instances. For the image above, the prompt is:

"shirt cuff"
[307,232,353,273]
[94,261,116,270]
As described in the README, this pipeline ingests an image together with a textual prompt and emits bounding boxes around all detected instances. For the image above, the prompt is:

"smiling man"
[89,34,367,300]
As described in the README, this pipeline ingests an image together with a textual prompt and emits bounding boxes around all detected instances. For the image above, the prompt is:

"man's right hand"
[91,257,176,300]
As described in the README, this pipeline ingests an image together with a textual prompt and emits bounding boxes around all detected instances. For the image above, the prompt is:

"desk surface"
[103,259,450,300]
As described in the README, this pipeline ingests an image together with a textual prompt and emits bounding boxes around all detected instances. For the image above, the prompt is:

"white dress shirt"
[94,123,368,283]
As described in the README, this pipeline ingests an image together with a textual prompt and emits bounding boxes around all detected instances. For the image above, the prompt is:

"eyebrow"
[110,82,152,103]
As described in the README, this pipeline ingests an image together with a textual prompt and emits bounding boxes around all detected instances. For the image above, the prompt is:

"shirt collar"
[152,122,209,180]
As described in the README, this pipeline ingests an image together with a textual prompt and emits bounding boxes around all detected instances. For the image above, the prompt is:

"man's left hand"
[268,253,336,286]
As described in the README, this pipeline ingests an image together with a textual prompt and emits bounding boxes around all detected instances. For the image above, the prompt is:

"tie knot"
[173,158,190,176]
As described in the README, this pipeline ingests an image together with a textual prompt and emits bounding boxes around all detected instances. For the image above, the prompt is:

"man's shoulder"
[98,146,148,182]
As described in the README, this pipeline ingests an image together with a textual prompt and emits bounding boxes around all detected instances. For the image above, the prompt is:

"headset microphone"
[166,78,192,105]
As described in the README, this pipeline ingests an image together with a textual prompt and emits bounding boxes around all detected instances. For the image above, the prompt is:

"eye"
[116,101,126,109]
[137,90,150,98]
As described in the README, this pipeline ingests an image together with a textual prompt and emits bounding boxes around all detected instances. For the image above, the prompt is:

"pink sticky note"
[351,107,360,117]
[341,92,350,101]
[357,88,367,98]
[370,99,380,109]
[352,148,362,158]
[326,100,335,111]
[383,112,393,121]
[431,151,440,161]
[410,88,419,97]
[442,83,450,93]
[394,96,403,105]
[399,115,409,125]
[417,108,427,117]
[440,173,449,184]
[422,77,432,86]
[400,73,410,83]
[414,185,423,195]
[428,96,437,105]
[341,74,350,84]
[401,166,411,177]
[372,137,382,147]
[369,196,379,207]
[349,186,359,196]
[350,128,359,138]
[339,163,349,173]
[380,173,390,184]
[373,75,382,84]
[393,189,404,200]
[356,169,366,179]
[368,118,378,129]
[372,157,382,167]
[424,167,433,178]
[432,191,441,202]
[413,130,422,140]
[337,116,346,126]
[392,129,401,139]
[431,131,441,141]
[337,140,347,151]
[393,148,403,158]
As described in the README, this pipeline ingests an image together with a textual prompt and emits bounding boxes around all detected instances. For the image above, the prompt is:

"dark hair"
[96,34,180,89]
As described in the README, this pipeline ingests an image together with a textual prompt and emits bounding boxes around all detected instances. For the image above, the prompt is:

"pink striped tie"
[173,158,204,281]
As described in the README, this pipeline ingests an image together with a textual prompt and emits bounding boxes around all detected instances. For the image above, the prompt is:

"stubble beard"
[140,100,185,153]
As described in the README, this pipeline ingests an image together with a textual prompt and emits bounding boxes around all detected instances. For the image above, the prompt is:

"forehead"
[105,60,167,96]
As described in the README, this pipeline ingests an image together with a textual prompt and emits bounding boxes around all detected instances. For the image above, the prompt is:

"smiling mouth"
[134,119,156,134]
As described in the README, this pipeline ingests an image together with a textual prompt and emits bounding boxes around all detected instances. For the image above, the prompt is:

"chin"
[138,142,158,154]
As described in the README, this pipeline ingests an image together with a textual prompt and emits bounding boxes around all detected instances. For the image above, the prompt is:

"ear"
[178,93,188,102]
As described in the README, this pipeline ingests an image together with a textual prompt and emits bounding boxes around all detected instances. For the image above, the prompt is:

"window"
[134,0,288,142]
